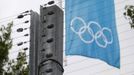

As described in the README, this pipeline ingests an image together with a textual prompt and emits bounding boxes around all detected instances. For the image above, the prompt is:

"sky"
[0,0,41,18]
[0,0,63,19]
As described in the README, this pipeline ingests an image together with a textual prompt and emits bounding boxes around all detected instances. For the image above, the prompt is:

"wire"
[0,10,30,23]
[64,61,134,75]
[38,13,127,51]
[11,20,30,27]
[28,20,134,53]
[64,48,134,68]
[51,7,126,33]
[0,10,30,21]
[64,36,134,52]
[10,33,30,40]
[9,8,124,36]
[0,13,30,24]
[64,36,134,67]
[36,23,133,51]
[64,62,101,74]
[10,47,29,54]
[30,32,134,68]
[12,41,30,47]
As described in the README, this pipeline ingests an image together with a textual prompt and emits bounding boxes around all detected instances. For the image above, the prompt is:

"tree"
[0,22,13,74]
[0,22,29,75]
[5,51,29,75]
[124,5,134,28]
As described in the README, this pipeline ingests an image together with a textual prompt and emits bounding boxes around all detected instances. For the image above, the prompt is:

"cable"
[10,47,29,55]
[39,38,134,69]
[52,7,126,32]
[12,41,30,47]
[0,10,30,21]
[29,40,134,65]
[63,49,134,68]
[8,13,126,42]
[11,20,30,28]
[34,38,134,70]
[29,20,134,53]
[39,24,132,51]
[64,37,134,52]
[64,60,134,75]
[0,10,30,23]
[4,0,124,44]
[0,13,30,24]
[39,14,127,50]
[58,10,124,29]
[64,62,101,75]
[10,33,30,40]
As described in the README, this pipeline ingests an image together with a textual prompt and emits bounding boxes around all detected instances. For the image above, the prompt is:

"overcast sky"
[0,0,63,19]
[0,0,42,19]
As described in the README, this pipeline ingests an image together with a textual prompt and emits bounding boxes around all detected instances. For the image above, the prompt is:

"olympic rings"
[70,17,113,48]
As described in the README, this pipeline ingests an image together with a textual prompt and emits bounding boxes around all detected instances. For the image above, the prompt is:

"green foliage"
[124,5,134,28]
[0,22,13,74]
[5,51,29,75]
[0,22,29,75]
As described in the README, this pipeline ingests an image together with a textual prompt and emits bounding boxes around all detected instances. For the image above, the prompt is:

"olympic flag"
[65,0,120,68]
